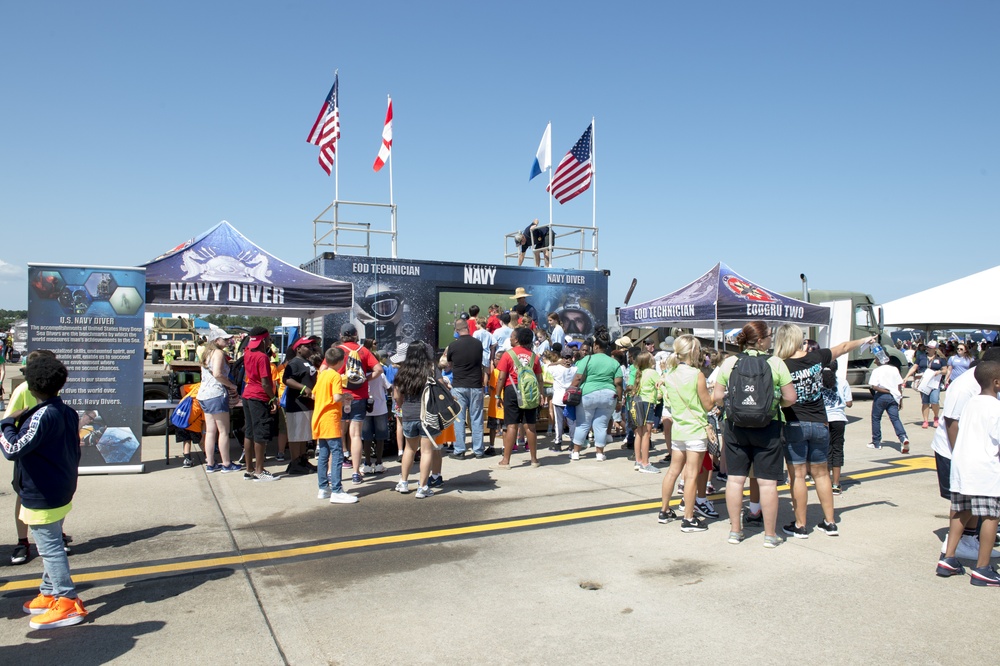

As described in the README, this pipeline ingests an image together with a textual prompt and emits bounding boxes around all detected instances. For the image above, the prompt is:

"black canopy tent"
[619,263,830,346]
[142,221,353,316]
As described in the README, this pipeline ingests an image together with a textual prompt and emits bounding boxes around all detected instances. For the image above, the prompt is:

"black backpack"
[724,353,776,428]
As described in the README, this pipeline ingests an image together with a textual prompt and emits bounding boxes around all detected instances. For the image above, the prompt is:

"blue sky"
[1,1,997,315]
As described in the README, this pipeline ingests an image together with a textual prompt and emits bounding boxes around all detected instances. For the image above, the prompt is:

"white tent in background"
[882,265,1000,329]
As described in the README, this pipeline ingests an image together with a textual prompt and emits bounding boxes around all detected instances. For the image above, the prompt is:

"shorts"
[671,439,707,453]
[487,417,503,430]
[921,388,941,405]
[533,229,554,250]
[243,399,275,444]
[935,452,952,500]
[503,385,537,426]
[628,399,657,428]
[285,411,313,441]
[723,420,785,481]
[783,420,830,465]
[344,398,366,422]
[276,406,287,435]
[199,393,230,415]
[401,420,440,440]
[363,413,389,441]
[950,493,1000,518]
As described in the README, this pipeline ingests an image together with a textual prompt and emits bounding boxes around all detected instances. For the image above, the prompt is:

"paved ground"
[0,387,995,665]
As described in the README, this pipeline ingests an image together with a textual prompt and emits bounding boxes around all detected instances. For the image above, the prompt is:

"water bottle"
[871,342,890,365]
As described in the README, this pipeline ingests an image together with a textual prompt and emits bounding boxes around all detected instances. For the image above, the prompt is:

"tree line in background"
[1,310,27,333]
[202,314,281,332]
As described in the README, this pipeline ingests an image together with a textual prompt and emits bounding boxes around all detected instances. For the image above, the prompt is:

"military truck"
[793,290,909,388]
[145,317,198,364]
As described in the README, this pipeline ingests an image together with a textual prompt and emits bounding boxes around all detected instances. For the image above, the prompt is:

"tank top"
[197,351,229,400]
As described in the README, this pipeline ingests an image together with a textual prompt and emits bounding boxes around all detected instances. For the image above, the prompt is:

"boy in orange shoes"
[0,356,87,628]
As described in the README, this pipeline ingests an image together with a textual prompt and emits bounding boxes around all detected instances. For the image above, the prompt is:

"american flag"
[548,123,593,204]
[307,75,340,175]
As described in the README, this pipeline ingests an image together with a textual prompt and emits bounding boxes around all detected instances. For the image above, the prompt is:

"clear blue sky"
[1,1,997,315]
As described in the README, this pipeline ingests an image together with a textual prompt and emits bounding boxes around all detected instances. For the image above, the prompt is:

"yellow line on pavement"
[0,456,933,593]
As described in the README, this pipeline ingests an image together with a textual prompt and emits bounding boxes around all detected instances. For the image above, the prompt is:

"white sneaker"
[329,491,358,504]
[639,463,661,474]
[373,463,386,474]
[944,534,1000,560]
[595,452,607,462]
[395,480,410,494]
[415,485,434,499]
[317,488,331,500]
[634,461,641,471]
[569,451,580,461]
[360,464,374,475]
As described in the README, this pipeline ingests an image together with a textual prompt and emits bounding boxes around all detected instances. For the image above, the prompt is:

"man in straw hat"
[509,287,539,326]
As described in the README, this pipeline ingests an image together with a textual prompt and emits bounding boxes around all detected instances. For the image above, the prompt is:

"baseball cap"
[927,340,938,349]
[289,336,319,351]
[561,348,575,358]
[340,322,359,337]
[204,329,232,343]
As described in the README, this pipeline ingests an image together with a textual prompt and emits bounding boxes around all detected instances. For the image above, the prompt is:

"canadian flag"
[373,97,392,172]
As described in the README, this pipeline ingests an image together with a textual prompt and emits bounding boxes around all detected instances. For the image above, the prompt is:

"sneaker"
[969,564,1000,587]
[936,556,966,577]
[933,418,940,428]
[706,482,716,494]
[782,522,809,539]
[677,480,685,492]
[429,474,443,488]
[595,452,607,462]
[728,531,745,545]
[317,488,331,500]
[716,472,728,482]
[243,472,257,481]
[360,464,374,474]
[921,421,928,429]
[569,451,580,461]
[395,480,410,494]
[205,464,222,473]
[680,517,708,533]
[182,457,193,468]
[483,446,497,457]
[415,485,434,499]
[638,463,661,474]
[221,463,243,473]
[634,461,641,471]
[275,452,286,462]
[28,596,87,629]
[11,542,30,565]
[373,463,386,474]
[329,491,359,504]
[743,508,764,527]
[22,593,55,615]
[62,534,72,555]
[351,473,363,484]
[831,484,842,495]
[867,442,882,449]
[448,451,466,460]
[695,499,720,519]
[476,451,487,458]
[254,470,280,482]
[342,459,353,468]
[901,439,910,454]
[657,509,677,524]
[763,535,783,549]
[816,520,840,536]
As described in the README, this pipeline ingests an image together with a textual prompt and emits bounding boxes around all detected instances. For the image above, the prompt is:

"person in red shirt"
[337,323,384,484]
[467,305,480,334]
[494,326,543,468]
[486,304,502,334]
[241,327,280,482]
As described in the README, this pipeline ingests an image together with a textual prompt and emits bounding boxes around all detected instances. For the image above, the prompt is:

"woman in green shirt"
[568,330,623,461]
[658,335,715,532]
[631,351,662,474]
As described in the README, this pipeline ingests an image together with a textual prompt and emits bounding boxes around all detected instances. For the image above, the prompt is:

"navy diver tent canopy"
[619,263,830,329]
[142,221,353,316]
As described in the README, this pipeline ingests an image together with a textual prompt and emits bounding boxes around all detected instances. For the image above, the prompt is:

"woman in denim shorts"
[774,326,874,538]
[391,341,441,499]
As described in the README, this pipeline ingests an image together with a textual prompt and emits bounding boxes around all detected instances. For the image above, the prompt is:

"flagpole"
[547,121,553,232]
[591,116,597,269]
[387,94,395,258]
[334,69,340,202]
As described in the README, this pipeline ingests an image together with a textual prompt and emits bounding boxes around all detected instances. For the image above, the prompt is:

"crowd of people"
[3,301,1000,632]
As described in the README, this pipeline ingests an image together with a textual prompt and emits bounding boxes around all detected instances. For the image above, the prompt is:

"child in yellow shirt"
[312,348,357,504]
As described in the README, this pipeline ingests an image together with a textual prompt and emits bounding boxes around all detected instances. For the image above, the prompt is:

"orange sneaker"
[22,593,55,615]
[28,596,87,629]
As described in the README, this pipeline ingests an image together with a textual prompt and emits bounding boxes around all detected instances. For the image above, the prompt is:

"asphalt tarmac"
[0,390,996,665]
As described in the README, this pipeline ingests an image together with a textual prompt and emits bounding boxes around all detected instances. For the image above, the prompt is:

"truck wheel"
[151,349,162,364]
[143,384,170,436]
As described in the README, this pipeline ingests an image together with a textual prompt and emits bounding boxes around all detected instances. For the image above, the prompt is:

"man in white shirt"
[868,357,909,452]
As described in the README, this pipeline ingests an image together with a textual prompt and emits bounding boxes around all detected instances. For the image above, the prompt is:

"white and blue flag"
[529,122,551,181]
